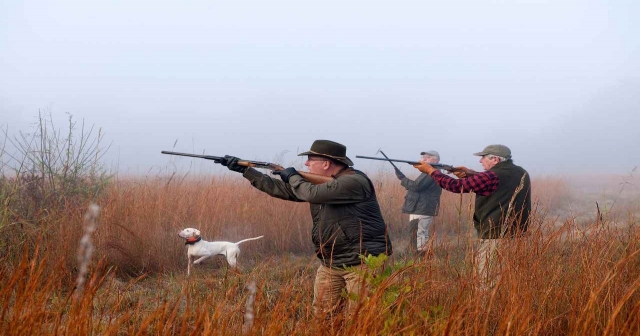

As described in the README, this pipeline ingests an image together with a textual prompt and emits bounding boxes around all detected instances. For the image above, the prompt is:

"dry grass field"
[1,167,639,335]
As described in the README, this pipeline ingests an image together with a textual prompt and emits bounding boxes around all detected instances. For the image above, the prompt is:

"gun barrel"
[161,151,273,168]
[378,150,401,171]
[161,151,222,161]
[355,155,419,165]
[355,155,454,171]
[161,150,332,184]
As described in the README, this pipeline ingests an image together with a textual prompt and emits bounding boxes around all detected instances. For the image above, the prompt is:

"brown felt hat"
[298,140,354,166]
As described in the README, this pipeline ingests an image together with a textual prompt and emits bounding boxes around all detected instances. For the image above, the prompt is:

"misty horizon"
[2,1,639,177]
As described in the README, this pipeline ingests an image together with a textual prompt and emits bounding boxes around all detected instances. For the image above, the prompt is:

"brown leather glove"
[413,162,437,175]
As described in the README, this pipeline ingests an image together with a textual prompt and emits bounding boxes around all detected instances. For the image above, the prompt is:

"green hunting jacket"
[243,167,393,268]
[474,160,532,239]
[400,172,442,216]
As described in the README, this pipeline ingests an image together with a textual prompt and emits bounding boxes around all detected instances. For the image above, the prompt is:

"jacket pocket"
[403,192,419,212]
[336,217,362,246]
[315,221,347,254]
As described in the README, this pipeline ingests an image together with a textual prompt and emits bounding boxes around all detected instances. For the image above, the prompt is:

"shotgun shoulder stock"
[298,172,333,184]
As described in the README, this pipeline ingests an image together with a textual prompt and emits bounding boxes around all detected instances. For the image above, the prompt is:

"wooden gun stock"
[298,172,334,184]
[238,161,332,184]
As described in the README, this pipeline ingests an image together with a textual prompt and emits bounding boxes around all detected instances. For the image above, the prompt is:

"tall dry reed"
[1,172,639,335]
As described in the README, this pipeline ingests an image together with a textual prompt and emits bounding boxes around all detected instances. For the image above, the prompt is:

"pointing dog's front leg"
[193,255,211,264]
[188,254,193,276]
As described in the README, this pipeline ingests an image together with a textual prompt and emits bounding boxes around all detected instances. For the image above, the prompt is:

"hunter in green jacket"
[221,140,392,317]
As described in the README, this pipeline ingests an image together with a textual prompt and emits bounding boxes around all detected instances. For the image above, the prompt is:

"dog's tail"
[235,236,264,245]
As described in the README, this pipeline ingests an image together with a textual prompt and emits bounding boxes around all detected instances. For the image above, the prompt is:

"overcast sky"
[1,0,639,177]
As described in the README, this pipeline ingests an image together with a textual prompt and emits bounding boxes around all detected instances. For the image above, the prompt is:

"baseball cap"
[473,144,511,159]
[420,150,440,160]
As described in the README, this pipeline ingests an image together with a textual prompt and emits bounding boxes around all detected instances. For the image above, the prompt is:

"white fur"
[177,228,263,276]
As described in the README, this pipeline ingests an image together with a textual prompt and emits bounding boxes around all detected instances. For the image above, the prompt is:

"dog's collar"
[185,236,202,245]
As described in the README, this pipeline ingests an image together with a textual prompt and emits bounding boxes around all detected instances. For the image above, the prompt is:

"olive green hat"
[298,140,354,166]
[473,144,512,159]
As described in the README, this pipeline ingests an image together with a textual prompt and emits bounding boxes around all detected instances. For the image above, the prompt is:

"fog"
[1,0,639,177]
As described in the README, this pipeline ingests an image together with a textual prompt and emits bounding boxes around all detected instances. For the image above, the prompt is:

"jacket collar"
[332,166,353,179]
[491,159,514,171]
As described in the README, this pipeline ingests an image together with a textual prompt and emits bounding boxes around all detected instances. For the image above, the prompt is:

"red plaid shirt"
[430,170,499,196]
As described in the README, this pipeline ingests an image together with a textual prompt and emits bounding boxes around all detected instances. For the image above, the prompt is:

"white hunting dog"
[178,228,264,276]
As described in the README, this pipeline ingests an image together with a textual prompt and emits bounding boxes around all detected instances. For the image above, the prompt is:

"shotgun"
[161,151,333,184]
[355,155,457,172]
[378,150,402,171]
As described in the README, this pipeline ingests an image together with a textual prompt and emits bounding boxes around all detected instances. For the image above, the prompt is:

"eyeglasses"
[306,157,328,162]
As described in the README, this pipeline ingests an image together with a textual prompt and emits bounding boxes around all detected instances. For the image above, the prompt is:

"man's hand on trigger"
[271,167,299,183]
[451,166,477,178]
[413,162,437,175]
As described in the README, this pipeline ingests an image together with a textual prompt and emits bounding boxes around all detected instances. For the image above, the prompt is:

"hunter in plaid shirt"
[412,145,531,288]
[429,170,499,196]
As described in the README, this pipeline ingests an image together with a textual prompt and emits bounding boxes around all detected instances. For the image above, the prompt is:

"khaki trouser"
[409,215,434,253]
[474,239,499,288]
[313,264,364,317]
